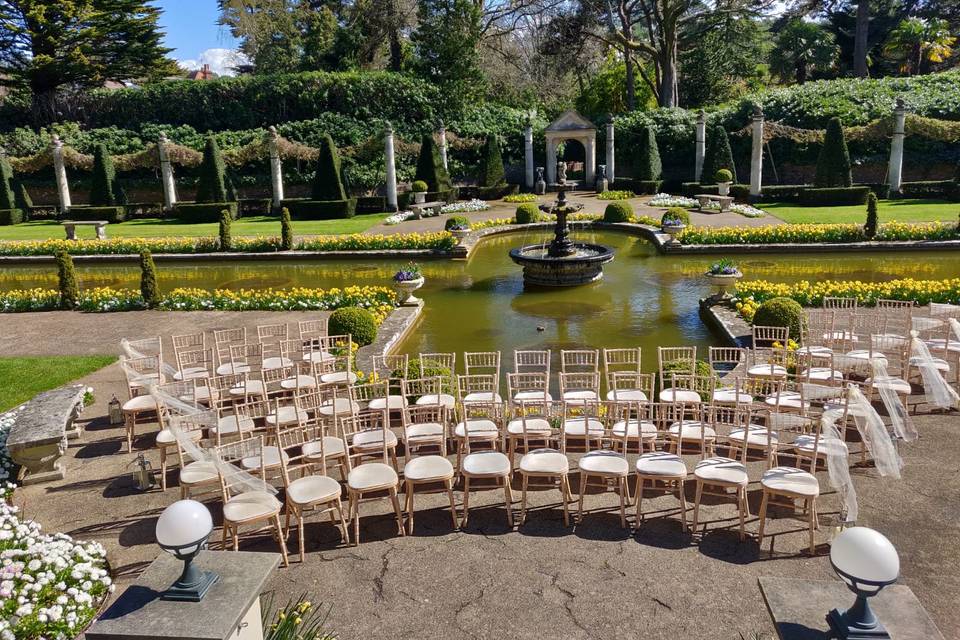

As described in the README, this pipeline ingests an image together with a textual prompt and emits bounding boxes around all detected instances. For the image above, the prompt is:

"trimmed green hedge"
[397,189,457,210]
[175,202,238,223]
[753,297,804,340]
[515,203,539,224]
[282,198,357,219]
[329,307,378,346]
[897,180,956,199]
[799,186,870,206]
[457,184,518,200]
[0,208,24,225]
[68,205,126,223]
[604,201,633,223]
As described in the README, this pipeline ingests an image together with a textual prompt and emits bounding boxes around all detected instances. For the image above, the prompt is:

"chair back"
[752,325,789,349]
[560,349,599,373]
[173,332,205,355]
[514,350,551,375]
[708,347,746,374]
[608,371,654,401]
[298,318,329,340]
[464,351,501,378]
[419,352,456,390]
[513,400,551,452]
[176,347,213,379]
[213,328,246,368]
[507,372,551,409]
[401,376,442,406]
[658,346,696,390]
[257,323,288,343]
[823,296,857,310]
[213,436,268,501]
[341,409,391,465]
[349,380,390,409]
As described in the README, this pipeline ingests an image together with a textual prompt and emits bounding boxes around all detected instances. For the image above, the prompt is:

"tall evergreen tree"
[634,125,662,181]
[90,145,118,206]
[56,250,78,310]
[311,134,347,201]
[814,118,853,188]
[412,0,484,109]
[414,134,452,193]
[0,0,177,125]
[139,250,159,308]
[195,138,229,203]
[701,125,737,184]
[476,134,506,187]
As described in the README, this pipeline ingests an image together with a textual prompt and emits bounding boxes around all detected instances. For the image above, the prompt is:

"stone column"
[268,126,284,211]
[50,135,71,213]
[384,122,398,212]
[524,121,534,189]
[605,115,615,184]
[438,119,448,171]
[157,133,177,211]
[750,104,764,197]
[888,97,907,194]
[546,138,557,184]
[694,109,706,183]
[584,136,596,186]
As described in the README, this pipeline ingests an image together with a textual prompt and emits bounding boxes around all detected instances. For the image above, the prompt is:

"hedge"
[897,180,956,199]
[799,186,870,206]
[678,221,957,244]
[0,208,25,225]
[281,198,357,219]
[174,202,238,223]
[67,205,126,223]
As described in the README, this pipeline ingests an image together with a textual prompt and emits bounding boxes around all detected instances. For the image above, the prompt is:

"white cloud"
[178,48,250,77]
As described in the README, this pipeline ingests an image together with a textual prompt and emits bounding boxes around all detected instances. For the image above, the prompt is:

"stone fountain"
[509,187,614,286]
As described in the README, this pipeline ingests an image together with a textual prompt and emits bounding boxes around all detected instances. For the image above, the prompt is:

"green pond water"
[3,230,958,367]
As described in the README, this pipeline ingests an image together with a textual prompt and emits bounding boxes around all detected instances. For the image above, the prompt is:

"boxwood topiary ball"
[329,307,378,346]
[752,296,804,340]
[603,201,633,223]
[515,202,539,224]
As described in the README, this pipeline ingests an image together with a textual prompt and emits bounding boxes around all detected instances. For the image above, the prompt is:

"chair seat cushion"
[747,364,787,378]
[405,422,445,442]
[761,466,819,497]
[562,417,605,437]
[214,414,255,436]
[845,350,886,364]
[462,451,511,477]
[241,445,288,470]
[280,375,317,390]
[287,474,342,506]
[925,338,960,353]
[265,405,308,426]
[179,460,219,485]
[316,398,359,417]
[416,393,456,409]
[262,356,294,370]
[796,346,832,357]
[403,455,454,481]
[729,426,777,447]
[611,419,657,440]
[513,390,553,403]
[694,457,748,485]
[302,436,346,460]
[519,449,569,475]
[764,392,809,411]
[908,355,950,371]
[635,452,686,477]
[347,462,398,491]
[463,391,503,404]
[352,429,398,450]
[229,380,266,397]
[303,351,335,364]
[507,417,553,436]
[123,395,157,412]
[864,376,911,394]
[578,450,628,476]
[802,367,844,382]
[216,362,250,375]
[562,390,599,403]
[223,490,282,523]
[174,367,209,381]
[319,371,359,385]
[368,396,408,410]
[454,419,499,439]
[155,428,203,446]
[659,389,700,403]
[794,434,848,456]
[605,389,648,402]
[667,421,716,441]
[712,389,752,404]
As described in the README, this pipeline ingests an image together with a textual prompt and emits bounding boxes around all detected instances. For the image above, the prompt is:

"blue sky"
[155,1,242,73]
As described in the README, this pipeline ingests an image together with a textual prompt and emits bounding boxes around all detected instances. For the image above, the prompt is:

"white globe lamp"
[155,499,219,601]
[827,526,899,639]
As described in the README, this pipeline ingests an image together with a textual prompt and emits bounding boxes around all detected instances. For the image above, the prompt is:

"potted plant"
[704,258,742,300]
[715,168,733,196]
[393,261,425,305]
[660,208,688,246]
[445,215,471,245]
[411,180,428,205]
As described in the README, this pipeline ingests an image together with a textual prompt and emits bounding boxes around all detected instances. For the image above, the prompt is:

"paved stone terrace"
[362,192,785,236]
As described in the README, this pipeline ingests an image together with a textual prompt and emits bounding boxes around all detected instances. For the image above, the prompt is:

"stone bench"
[694,194,734,212]
[6,384,86,485]
[409,201,444,217]
[62,220,109,240]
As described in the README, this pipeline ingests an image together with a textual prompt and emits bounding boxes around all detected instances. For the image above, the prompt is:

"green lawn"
[761,199,959,224]
[0,214,391,241]
[0,356,116,412]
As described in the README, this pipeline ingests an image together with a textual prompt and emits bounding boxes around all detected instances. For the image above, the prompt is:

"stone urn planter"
[413,191,426,204]
[660,222,686,246]
[449,228,470,245]
[717,181,731,196]
[704,265,742,300]
[394,264,425,306]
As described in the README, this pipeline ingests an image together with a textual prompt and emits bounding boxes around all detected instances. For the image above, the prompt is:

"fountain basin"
[509,243,615,286]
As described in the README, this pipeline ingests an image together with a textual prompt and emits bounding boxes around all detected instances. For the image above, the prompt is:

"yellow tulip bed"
[0,285,397,318]
[678,221,958,245]
[735,277,960,308]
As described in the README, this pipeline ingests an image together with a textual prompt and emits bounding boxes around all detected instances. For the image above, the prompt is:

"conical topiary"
[139,250,160,308]
[701,125,736,184]
[195,137,228,203]
[0,155,16,210]
[476,134,506,187]
[814,117,852,188]
[414,134,452,193]
[225,173,238,202]
[311,134,347,201]
[56,250,79,309]
[90,144,117,206]
[219,208,232,251]
[280,207,294,250]
[15,181,32,210]
[864,192,878,239]
[634,125,662,181]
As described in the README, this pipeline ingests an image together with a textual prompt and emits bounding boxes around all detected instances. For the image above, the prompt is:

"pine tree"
[219,209,233,251]
[56,250,78,310]
[412,0,484,110]
[414,134,452,193]
[814,117,853,188]
[280,207,294,250]
[195,137,228,203]
[476,134,506,187]
[701,125,736,184]
[864,192,879,239]
[311,134,347,200]
[139,250,159,308]
[89,144,118,206]
[0,155,16,210]
[634,125,662,181]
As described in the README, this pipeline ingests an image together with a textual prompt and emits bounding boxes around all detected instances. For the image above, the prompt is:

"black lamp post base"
[160,570,219,602]
[828,608,891,639]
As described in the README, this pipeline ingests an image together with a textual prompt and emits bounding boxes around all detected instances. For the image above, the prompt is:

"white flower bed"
[0,409,17,485]
[701,201,766,218]
[383,211,415,226]
[440,199,490,214]
[0,500,113,640]
[648,193,698,208]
